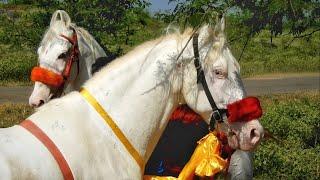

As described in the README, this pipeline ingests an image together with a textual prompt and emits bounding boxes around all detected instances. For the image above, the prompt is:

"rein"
[30,28,80,95]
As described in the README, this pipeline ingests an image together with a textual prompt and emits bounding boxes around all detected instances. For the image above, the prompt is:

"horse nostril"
[250,128,261,145]
[250,128,256,138]
[39,100,44,106]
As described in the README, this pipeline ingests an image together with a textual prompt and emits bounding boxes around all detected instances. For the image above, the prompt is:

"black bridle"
[192,32,228,131]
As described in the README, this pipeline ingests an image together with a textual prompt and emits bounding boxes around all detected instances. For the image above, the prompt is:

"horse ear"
[214,15,225,34]
[50,10,71,27]
[197,24,214,46]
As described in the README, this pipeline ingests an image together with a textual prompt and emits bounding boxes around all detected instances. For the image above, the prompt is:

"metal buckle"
[212,110,223,122]
[209,110,223,131]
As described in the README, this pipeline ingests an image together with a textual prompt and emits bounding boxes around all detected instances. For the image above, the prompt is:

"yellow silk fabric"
[144,132,227,180]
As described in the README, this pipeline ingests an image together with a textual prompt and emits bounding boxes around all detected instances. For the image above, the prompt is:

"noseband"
[30,28,80,95]
[192,33,262,131]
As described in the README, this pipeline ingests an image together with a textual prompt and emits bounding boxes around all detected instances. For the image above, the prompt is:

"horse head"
[29,10,106,107]
[180,17,264,151]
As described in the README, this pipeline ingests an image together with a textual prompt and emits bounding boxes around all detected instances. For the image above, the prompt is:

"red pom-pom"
[227,97,262,123]
[30,67,64,88]
[170,105,203,124]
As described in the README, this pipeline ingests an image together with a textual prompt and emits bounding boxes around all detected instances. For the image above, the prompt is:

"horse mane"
[85,27,197,84]
[39,26,59,48]
[73,26,107,58]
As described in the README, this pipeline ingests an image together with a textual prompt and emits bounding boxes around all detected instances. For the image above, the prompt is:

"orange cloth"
[144,132,227,180]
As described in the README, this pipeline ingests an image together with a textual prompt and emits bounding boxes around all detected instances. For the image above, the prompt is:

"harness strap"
[79,88,145,171]
[20,120,74,180]
[192,33,226,130]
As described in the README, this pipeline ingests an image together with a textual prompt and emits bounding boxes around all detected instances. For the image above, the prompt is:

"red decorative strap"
[20,120,74,180]
[61,31,80,79]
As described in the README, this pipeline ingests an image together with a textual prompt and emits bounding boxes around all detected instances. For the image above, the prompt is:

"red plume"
[227,97,262,123]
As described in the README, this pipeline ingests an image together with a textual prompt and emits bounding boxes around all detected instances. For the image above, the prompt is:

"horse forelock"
[39,22,75,51]
[202,32,239,79]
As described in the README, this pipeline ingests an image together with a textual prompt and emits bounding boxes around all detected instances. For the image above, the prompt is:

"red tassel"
[227,97,262,123]
[170,105,203,124]
[30,67,64,88]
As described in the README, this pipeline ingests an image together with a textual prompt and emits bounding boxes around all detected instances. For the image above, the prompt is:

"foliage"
[231,29,320,77]
[160,0,320,60]
[0,45,37,83]
[254,91,320,179]
[0,4,45,49]
[164,0,319,36]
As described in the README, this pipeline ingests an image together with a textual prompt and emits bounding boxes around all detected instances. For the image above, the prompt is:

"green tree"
[160,0,319,59]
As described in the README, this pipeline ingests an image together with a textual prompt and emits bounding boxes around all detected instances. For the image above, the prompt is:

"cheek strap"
[30,67,64,88]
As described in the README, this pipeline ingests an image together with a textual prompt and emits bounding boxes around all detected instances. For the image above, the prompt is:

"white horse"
[28,10,257,179]
[1,18,264,179]
[29,10,106,107]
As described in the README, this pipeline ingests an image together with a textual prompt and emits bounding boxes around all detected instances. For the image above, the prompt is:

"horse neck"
[83,37,183,160]
[68,28,107,91]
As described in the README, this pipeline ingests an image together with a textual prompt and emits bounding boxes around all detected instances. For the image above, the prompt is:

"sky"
[0,0,179,13]
[148,0,180,13]
[0,0,180,13]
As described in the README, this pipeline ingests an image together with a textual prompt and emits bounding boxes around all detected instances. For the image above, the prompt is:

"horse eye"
[215,70,223,76]
[58,52,67,59]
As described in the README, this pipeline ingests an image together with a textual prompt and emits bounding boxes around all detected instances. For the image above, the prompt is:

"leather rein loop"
[192,33,227,131]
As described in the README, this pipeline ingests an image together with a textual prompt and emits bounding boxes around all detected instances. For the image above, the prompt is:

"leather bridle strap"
[60,29,80,80]
[20,120,74,180]
[192,33,227,130]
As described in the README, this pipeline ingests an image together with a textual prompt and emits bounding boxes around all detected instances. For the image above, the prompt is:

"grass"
[0,103,33,128]
[0,91,319,178]
[254,91,320,179]
[0,45,37,86]
[230,30,320,77]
